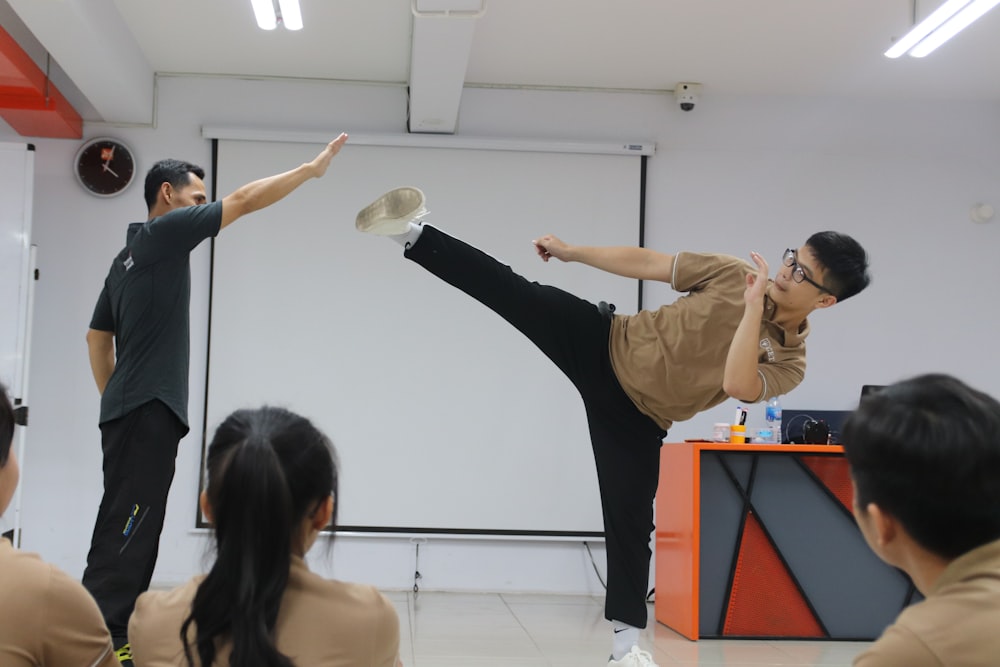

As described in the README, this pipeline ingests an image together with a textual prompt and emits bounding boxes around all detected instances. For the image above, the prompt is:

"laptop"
[861,384,886,398]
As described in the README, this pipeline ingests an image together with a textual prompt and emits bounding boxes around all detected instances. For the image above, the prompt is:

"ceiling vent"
[408,0,486,134]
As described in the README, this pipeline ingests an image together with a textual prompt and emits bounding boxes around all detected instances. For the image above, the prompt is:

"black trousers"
[406,226,667,628]
[82,399,186,640]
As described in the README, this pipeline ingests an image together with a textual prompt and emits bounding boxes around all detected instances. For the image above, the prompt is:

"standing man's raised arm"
[532,234,675,283]
[219,133,348,230]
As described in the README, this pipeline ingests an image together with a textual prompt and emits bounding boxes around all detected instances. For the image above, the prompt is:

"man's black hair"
[842,373,1000,559]
[806,231,870,301]
[144,159,206,211]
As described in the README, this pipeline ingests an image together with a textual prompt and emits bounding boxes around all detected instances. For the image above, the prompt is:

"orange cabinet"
[654,442,915,640]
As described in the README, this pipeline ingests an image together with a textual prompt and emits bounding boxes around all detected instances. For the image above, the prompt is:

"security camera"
[674,82,701,112]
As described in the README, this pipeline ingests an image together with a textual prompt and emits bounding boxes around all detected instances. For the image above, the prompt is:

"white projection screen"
[206,134,648,536]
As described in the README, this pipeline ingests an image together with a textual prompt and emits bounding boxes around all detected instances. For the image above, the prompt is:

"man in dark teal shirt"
[84,133,348,664]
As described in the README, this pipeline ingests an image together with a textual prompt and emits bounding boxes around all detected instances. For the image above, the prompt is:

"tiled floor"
[383,591,871,666]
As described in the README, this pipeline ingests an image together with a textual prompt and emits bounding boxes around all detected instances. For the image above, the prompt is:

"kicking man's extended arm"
[724,251,768,402]
[86,329,115,395]
[219,133,349,230]
[532,234,675,283]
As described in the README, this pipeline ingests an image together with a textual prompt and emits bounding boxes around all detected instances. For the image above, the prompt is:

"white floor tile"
[378,590,872,667]
[417,659,549,667]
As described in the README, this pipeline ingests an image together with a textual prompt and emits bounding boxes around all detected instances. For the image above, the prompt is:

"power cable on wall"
[411,537,426,595]
[583,541,607,590]
[584,541,655,602]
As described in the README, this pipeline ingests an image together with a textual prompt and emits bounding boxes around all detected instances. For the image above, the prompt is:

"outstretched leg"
[404,224,610,386]
[408,225,666,636]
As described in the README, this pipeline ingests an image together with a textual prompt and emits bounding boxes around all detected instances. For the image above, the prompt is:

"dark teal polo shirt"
[90,201,222,428]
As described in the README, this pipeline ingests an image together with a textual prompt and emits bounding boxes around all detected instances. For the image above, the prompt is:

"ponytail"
[181,407,337,667]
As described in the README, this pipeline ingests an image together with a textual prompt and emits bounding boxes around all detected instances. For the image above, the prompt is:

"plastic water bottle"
[765,396,783,443]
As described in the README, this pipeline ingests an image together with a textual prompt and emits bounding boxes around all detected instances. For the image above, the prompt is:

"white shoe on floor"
[608,646,658,666]
[355,186,427,235]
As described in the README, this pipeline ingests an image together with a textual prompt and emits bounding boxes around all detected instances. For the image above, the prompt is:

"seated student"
[842,374,1000,666]
[0,384,118,666]
[129,406,401,667]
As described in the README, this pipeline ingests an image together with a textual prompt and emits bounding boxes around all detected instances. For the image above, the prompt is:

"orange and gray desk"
[655,442,917,640]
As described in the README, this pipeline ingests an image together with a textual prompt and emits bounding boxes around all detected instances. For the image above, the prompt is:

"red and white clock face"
[75,138,136,197]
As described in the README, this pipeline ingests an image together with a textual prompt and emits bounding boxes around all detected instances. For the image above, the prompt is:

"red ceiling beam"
[0,24,82,139]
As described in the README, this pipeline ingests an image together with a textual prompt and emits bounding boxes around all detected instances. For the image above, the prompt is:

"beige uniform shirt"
[130,555,400,667]
[853,539,1000,667]
[0,539,116,667]
[609,252,807,431]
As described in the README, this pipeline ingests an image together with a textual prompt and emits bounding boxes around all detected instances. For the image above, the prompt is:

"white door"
[0,142,36,544]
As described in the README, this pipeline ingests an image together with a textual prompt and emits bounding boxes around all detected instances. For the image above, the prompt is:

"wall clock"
[74,137,136,197]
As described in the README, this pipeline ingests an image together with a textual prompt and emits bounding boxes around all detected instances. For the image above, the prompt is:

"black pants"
[82,399,186,640]
[407,226,667,628]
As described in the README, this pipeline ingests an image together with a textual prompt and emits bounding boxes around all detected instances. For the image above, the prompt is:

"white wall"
[7,76,1000,598]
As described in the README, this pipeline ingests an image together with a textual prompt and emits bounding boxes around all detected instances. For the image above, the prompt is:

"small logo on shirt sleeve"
[123,252,134,270]
[760,338,776,362]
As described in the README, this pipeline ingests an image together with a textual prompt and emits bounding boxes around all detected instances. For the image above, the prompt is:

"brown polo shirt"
[0,539,116,667]
[609,252,807,431]
[130,555,400,666]
[853,539,1000,666]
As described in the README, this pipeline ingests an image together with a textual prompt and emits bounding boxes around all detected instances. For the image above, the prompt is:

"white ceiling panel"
[2,0,999,127]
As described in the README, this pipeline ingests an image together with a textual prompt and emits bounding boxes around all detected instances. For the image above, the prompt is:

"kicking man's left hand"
[744,251,769,308]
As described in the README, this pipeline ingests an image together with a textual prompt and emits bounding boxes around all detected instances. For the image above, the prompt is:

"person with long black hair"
[128,406,400,667]
[0,383,118,666]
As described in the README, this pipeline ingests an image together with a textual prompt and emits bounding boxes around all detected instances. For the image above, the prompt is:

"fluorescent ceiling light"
[251,0,303,31]
[885,0,1000,58]
[277,0,303,31]
[909,0,1000,56]
[251,0,277,30]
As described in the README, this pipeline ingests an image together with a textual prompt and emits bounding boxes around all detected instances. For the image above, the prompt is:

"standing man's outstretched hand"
[220,132,349,229]
[309,133,349,178]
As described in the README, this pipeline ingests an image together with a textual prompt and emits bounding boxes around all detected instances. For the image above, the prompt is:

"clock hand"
[102,163,121,178]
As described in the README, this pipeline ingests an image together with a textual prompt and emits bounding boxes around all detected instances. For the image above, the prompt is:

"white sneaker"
[355,186,428,235]
[608,646,658,666]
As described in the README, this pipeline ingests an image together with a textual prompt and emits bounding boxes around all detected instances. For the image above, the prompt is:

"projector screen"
[205,135,646,535]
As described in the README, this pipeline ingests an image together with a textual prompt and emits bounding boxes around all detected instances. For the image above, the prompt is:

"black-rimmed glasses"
[782,249,831,294]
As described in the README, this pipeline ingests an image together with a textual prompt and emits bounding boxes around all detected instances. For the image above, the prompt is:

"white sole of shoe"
[356,186,427,235]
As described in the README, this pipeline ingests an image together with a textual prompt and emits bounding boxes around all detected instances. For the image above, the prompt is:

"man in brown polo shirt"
[357,186,871,666]
[844,374,1000,666]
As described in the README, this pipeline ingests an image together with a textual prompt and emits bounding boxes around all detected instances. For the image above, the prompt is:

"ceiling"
[2,0,1000,135]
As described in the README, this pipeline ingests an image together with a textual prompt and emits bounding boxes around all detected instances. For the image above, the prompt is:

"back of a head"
[1,383,13,467]
[806,231,871,302]
[842,374,1000,559]
[182,406,338,667]
[144,159,205,211]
